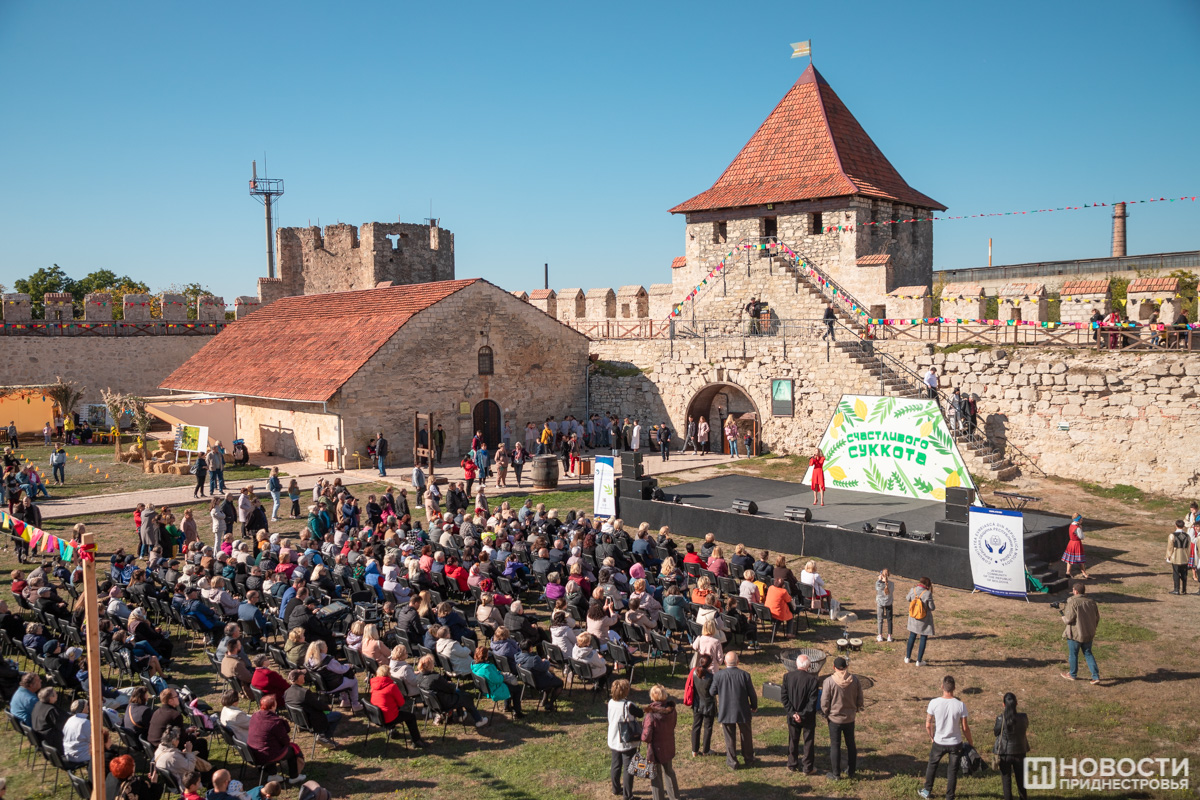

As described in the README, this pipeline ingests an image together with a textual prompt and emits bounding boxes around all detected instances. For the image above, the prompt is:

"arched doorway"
[685,382,760,456]
[472,399,502,450]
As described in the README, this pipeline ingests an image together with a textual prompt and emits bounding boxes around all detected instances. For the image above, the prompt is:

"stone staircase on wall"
[832,340,1021,481]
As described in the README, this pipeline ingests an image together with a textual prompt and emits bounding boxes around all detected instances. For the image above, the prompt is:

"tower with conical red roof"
[670,64,944,312]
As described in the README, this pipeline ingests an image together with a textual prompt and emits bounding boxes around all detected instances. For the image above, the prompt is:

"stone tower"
[669,65,945,310]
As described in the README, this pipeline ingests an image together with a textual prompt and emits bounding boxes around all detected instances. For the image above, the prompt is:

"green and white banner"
[802,395,974,501]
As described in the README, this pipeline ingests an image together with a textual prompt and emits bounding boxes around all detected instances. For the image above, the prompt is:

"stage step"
[1032,569,1059,585]
[1025,558,1050,572]
[1043,577,1070,594]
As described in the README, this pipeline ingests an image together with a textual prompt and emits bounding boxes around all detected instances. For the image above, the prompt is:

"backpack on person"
[909,590,928,620]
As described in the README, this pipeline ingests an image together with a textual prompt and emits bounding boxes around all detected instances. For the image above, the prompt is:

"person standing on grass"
[781,653,819,775]
[1061,513,1090,580]
[42,422,51,447]
[50,446,66,486]
[267,468,283,522]
[905,577,935,666]
[206,444,225,494]
[6,422,17,449]
[993,692,1030,800]
[919,675,971,800]
[709,651,756,771]
[411,463,426,505]
[1059,582,1100,684]
[820,656,863,781]
[192,449,208,498]
[875,569,894,642]
[686,653,716,757]
[641,684,681,800]
[606,679,642,800]
[1167,519,1190,595]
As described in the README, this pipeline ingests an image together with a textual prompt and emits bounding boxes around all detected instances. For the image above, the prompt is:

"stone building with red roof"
[669,64,944,313]
[160,279,589,466]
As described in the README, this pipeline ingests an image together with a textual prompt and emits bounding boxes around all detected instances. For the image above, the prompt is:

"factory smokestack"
[1111,202,1127,257]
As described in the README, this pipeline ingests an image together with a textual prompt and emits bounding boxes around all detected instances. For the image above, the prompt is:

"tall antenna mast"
[248,160,285,278]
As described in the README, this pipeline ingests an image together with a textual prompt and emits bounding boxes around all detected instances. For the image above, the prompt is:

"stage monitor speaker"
[946,487,975,506]
[876,518,907,537]
[618,477,656,501]
[784,506,812,522]
[732,499,758,515]
[652,487,666,502]
[621,459,644,480]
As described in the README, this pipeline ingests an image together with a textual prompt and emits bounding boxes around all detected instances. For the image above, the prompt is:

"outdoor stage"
[617,474,1071,590]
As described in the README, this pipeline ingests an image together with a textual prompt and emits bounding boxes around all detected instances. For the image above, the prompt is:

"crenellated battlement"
[0,292,228,333]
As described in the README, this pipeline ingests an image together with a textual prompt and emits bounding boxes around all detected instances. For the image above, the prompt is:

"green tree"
[77,271,151,319]
[158,282,216,320]
[13,265,74,317]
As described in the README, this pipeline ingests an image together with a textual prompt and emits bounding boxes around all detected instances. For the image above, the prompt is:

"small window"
[477,346,494,375]
[812,212,823,234]
[763,217,778,238]
[771,379,794,417]
[713,221,727,244]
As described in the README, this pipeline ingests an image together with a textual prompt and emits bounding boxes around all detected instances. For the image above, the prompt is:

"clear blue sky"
[2,1,1197,301]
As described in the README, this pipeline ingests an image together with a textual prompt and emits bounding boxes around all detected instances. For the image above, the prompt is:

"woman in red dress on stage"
[1061,513,1090,579]
[809,447,826,506]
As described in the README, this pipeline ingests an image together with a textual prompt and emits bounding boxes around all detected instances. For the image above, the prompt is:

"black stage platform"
[619,475,1070,591]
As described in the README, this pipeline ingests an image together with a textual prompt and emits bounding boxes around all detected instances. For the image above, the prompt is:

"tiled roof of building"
[670,65,945,215]
[999,282,1046,297]
[1060,279,1111,295]
[856,254,892,266]
[671,256,688,269]
[888,285,929,297]
[941,283,984,297]
[160,279,478,402]
[528,289,556,300]
[1127,277,1179,293]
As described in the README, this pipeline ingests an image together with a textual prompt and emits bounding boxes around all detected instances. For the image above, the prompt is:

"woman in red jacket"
[369,666,429,747]
[641,684,680,800]
[247,695,305,785]
[251,655,290,706]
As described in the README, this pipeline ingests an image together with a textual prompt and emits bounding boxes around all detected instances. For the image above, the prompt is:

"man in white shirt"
[61,699,92,767]
[920,675,971,800]
[923,367,939,399]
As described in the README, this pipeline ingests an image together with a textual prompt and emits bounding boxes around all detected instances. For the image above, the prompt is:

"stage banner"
[594,456,615,518]
[968,506,1026,599]
[803,395,975,501]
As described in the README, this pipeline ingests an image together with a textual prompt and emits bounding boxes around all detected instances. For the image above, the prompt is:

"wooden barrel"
[531,455,560,489]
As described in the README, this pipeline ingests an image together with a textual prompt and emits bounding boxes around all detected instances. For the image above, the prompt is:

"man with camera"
[1057,583,1100,685]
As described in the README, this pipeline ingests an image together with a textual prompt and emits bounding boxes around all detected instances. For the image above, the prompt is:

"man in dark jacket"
[375,432,388,477]
[287,598,336,652]
[709,652,757,770]
[514,638,562,712]
[284,670,341,745]
[32,686,66,753]
[781,653,821,774]
[396,596,426,645]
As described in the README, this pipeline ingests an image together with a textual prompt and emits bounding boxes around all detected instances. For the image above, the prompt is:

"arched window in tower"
[478,346,494,376]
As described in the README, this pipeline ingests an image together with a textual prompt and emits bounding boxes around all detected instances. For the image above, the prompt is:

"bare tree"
[125,396,155,472]
[46,377,84,433]
[100,388,126,461]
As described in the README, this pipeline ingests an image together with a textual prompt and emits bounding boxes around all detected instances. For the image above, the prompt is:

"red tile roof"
[1060,279,1110,295]
[528,289,555,300]
[1127,277,1179,293]
[671,256,688,269]
[856,254,892,266]
[670,66,945,215]
[160,279,478,402]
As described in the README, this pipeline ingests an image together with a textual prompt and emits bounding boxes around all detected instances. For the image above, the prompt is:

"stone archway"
[685,382,759,455]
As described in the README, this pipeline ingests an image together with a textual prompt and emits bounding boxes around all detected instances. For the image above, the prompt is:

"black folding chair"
[285,704,321,759]
[418,687,474,741]
[359,699,407,755]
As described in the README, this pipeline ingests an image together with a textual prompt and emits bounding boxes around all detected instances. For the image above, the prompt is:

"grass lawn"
[7,441,272,500]
[1,473,1196,799]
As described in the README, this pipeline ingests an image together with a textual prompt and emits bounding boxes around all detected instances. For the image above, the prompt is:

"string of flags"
[866,317,1200,330]
[832,194,1196,232]
[0,508,79,562]
[1,322,228,330]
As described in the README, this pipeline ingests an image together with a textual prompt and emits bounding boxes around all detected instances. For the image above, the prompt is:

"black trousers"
[721,721,753,768]
[924,741,962,799]
[690,711,713,754]
[998,755,1027,800]
[194,473,206,496]
[828,720,856,777]
[787,715,815,771]
[610,748,635,800]
[1172,564,1189,592]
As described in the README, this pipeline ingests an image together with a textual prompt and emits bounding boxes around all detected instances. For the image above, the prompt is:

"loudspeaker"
[651,487,666,502]
[619,477,656,501]
[732,499,758,515]
[945,503,968,523]
[934,520,969,548]
[876,518,907,537]
[621,456,644,480]
[784,506,812,522]
[946,487,975,506]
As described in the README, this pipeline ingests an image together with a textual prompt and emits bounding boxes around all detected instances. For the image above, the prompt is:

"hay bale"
[166,464,188,475]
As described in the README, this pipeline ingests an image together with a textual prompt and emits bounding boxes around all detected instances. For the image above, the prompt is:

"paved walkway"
[38,449,738,520]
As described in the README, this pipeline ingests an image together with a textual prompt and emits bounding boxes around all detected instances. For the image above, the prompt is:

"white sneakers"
[904,657,911,664]
[475,715,489,728]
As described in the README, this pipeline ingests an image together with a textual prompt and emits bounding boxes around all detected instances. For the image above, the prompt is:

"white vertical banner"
[968,506,1026,599]
[594,456,615,518]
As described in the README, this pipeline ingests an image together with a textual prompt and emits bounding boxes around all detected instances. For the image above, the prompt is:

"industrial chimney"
[1111,202,1127,257]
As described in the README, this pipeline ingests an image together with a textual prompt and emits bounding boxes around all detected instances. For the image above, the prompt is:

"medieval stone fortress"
[3,65,1197,497]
